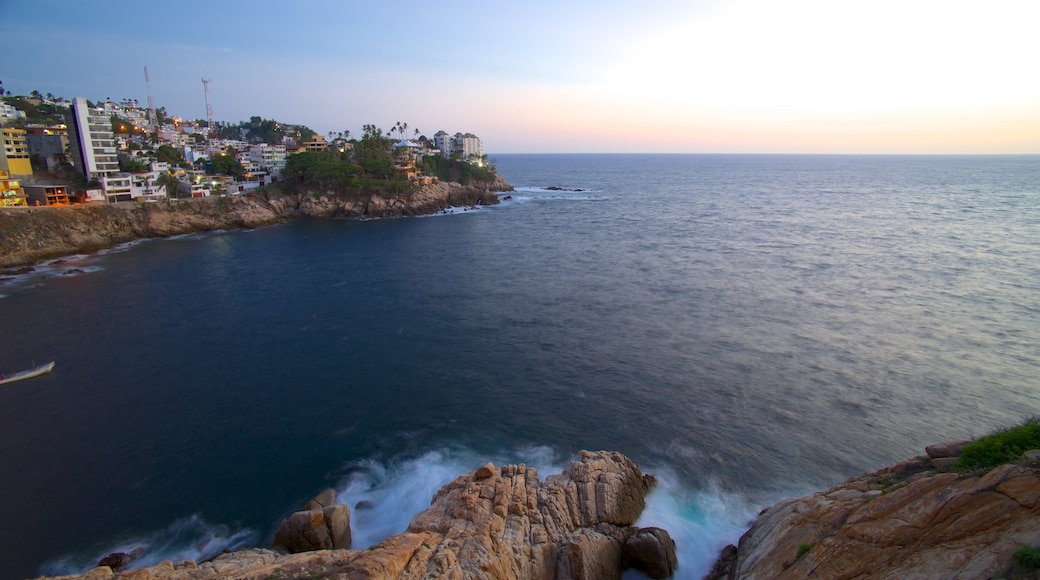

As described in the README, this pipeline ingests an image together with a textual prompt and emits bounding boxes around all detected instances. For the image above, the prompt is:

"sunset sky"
[3,0,1038,153]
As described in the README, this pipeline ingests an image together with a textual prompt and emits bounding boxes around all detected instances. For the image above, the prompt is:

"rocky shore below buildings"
[0,176,511,270]
[36,451,678,580]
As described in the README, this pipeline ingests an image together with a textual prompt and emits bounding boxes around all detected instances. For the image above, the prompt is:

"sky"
[2,0,1038,153]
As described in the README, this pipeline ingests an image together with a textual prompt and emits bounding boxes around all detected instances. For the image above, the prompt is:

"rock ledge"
[38,451,675,580]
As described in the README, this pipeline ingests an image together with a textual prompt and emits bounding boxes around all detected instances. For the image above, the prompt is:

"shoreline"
[0,178,512,271]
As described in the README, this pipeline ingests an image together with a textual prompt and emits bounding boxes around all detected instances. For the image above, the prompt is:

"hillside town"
[0,89,486,207]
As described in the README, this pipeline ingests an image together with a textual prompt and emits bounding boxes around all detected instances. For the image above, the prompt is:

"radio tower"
[144,66,156,140]
[202,77,214,139]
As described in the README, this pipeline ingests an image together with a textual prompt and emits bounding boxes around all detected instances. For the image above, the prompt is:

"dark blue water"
[1,154,1038,579]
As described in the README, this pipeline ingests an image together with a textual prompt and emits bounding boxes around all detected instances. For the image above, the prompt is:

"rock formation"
[37,451,676,580]
[708,441,1040,579]
[0,177,511,269]
[272,488,352,553]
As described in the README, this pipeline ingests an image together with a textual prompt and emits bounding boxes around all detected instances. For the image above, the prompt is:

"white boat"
[0,361,56,385]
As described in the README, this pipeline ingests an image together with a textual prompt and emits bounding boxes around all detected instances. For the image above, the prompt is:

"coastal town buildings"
[0,169,28,206]
[451,132,484,163]
[24,126,69,171]
[68,97,120,182]
[432,130,485,164]
[2,88,489,204]
[24,184,70,206]
[0,102,27,124]
[1,127,33,176]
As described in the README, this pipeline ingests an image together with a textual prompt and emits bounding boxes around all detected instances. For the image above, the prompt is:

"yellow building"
[1,128,33,177]
[301,135,328,153]
[0,169,28,206]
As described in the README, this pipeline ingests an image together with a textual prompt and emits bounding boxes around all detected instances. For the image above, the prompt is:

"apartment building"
[68,97,120,181]
[246,143,287,176]
[451,132,484,163]
[1,127,33,176]
[432,130,484,163]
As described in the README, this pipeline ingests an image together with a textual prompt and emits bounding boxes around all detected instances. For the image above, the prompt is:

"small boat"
[0,361,56,385]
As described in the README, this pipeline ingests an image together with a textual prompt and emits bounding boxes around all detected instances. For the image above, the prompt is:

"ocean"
[1,154,1038,579]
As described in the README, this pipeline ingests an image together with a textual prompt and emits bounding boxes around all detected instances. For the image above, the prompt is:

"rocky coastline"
[0,176,511,270]
[37,451,678,580]
[28,437,1040,579]
[708,439,1040,579]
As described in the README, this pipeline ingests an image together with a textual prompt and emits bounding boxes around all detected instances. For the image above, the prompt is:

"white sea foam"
[418,205,487,218]
[39,514,256,576]
[335,447,753,579]
[634,466,758,579]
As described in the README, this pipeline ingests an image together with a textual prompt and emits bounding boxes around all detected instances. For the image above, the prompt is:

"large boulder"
[624,527,678,579]
[272,489,351,553]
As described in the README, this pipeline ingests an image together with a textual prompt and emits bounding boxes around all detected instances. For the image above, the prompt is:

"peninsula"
[0,175,511,270]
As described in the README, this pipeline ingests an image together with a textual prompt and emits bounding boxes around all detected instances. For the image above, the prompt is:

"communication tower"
[202,77,214,138]
[144,66,156,138]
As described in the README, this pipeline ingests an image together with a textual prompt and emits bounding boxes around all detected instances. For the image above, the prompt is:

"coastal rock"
[341,450,659,579]
[272,489,351,553]
[925,439,972,459]
[41,451,667,580]
[623,527,678,579]
[707,454,1040,579]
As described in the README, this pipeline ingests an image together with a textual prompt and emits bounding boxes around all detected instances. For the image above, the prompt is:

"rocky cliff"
[708,440,1040,579]
[37,451,677,580]
[0,177,510,269]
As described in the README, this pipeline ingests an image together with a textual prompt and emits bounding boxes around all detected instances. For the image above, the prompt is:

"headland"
[0,176,511,270]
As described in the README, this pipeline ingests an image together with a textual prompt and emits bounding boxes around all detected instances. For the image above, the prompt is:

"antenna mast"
[202,77,214,139]
[144,66,156,139]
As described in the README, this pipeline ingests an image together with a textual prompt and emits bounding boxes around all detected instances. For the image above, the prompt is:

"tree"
[353,124,395,179]
[208,151,244,177]
[155,144,185,166]
[155,172,182,198]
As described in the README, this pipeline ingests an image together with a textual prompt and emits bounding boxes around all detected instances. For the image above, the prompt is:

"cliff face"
[709,442,1040,579]
[0,178,510,269]
[38,451,676,580]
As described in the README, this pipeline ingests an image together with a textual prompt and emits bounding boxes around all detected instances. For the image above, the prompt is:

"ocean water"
[1,154,1038,579]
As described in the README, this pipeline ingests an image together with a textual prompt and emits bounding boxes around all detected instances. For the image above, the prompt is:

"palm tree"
[156,172,181,198]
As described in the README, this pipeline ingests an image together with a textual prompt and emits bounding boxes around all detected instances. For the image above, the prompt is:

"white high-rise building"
[433,130,484,164]
[434,130,451,157]
[68,97,119,181]
[451,132,484,163]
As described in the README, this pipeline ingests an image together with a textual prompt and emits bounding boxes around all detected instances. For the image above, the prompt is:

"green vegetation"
[796,543,813,560]
[421,155,494,185]
[283,151,362,192]
[207,148,244,177]
[119,158,149,172]
[1,95,66,124]
[955,418,1040,472]
[213,115,317,146]
[155,144,187,167]
[1014,545,1040,570]
[352,124,395,178]
[155,172,183,198]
